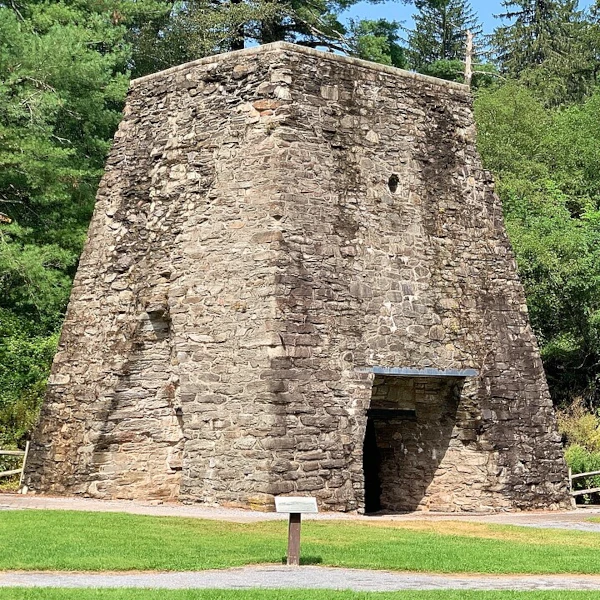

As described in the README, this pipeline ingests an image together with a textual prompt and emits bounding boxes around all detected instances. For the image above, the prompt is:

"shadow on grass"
[281,555,323,565]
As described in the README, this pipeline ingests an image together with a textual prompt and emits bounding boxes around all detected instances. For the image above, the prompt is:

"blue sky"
[344,0,594,35]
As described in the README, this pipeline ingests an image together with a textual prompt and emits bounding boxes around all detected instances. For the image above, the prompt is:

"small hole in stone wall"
[388,174,399,193]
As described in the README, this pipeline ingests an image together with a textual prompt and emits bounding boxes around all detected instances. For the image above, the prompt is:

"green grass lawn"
[2,510,600,574]
[1,591,600,600]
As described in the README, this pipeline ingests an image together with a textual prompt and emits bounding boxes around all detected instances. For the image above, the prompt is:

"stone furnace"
[25,42,571,512]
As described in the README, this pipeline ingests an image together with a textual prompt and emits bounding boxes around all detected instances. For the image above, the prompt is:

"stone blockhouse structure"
[25,42,571,512]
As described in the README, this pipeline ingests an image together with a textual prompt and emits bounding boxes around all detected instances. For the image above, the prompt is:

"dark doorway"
[363,418,382,513]
[362,375,462,513]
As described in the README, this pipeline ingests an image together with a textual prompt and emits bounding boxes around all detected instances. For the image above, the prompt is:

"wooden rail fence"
[0,442,30,487]
[568,467,600,497]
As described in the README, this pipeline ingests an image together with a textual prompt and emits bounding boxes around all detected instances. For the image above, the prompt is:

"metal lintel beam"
[356,366,479,378]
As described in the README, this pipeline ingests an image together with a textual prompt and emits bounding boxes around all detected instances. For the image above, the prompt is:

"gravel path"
[3,567,600,591]
[2,494,600,531]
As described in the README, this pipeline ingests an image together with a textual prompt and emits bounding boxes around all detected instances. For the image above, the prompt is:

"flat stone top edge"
[130,41,470,93]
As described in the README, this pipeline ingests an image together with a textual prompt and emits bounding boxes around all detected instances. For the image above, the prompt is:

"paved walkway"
[3,567,600,591]
[2,493,600,531]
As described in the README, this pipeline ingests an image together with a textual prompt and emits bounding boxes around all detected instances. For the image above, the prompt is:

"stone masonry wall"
[26,42,571,512]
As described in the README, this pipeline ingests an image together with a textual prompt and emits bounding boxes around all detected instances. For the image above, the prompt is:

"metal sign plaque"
[275,496,318,514]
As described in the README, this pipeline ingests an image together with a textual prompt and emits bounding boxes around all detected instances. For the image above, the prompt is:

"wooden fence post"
[19,441,30,488]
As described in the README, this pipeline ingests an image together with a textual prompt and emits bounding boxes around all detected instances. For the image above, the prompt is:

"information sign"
[274,496,318,566]
[275,496,318,514]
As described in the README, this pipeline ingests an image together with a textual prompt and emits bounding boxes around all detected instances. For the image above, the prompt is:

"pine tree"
[408,0,483,71]
[138,0,415,73]
[493,0,595,104]
[147,0,360,69]
[0,0,170,446]
[493,0,582,76]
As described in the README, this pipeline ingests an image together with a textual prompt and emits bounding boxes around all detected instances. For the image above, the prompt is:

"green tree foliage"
[494,0,580,75]
[0,311,58,447]
[0,0,162,447]
[138,0,398,72]
[134,0,298,70]
[408,0,483,81]
[493,0,596,104]
[117,1,179,78]
[473,3,600,453]
[348,19,407,67]
[475,83,600,406]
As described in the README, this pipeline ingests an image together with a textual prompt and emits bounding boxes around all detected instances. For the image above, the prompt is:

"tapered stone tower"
[25,42,571,512]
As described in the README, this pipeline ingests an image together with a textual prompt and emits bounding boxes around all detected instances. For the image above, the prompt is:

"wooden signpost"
[275,496,318,566]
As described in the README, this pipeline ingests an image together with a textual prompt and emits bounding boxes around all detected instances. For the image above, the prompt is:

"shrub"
[558,398,600,452]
